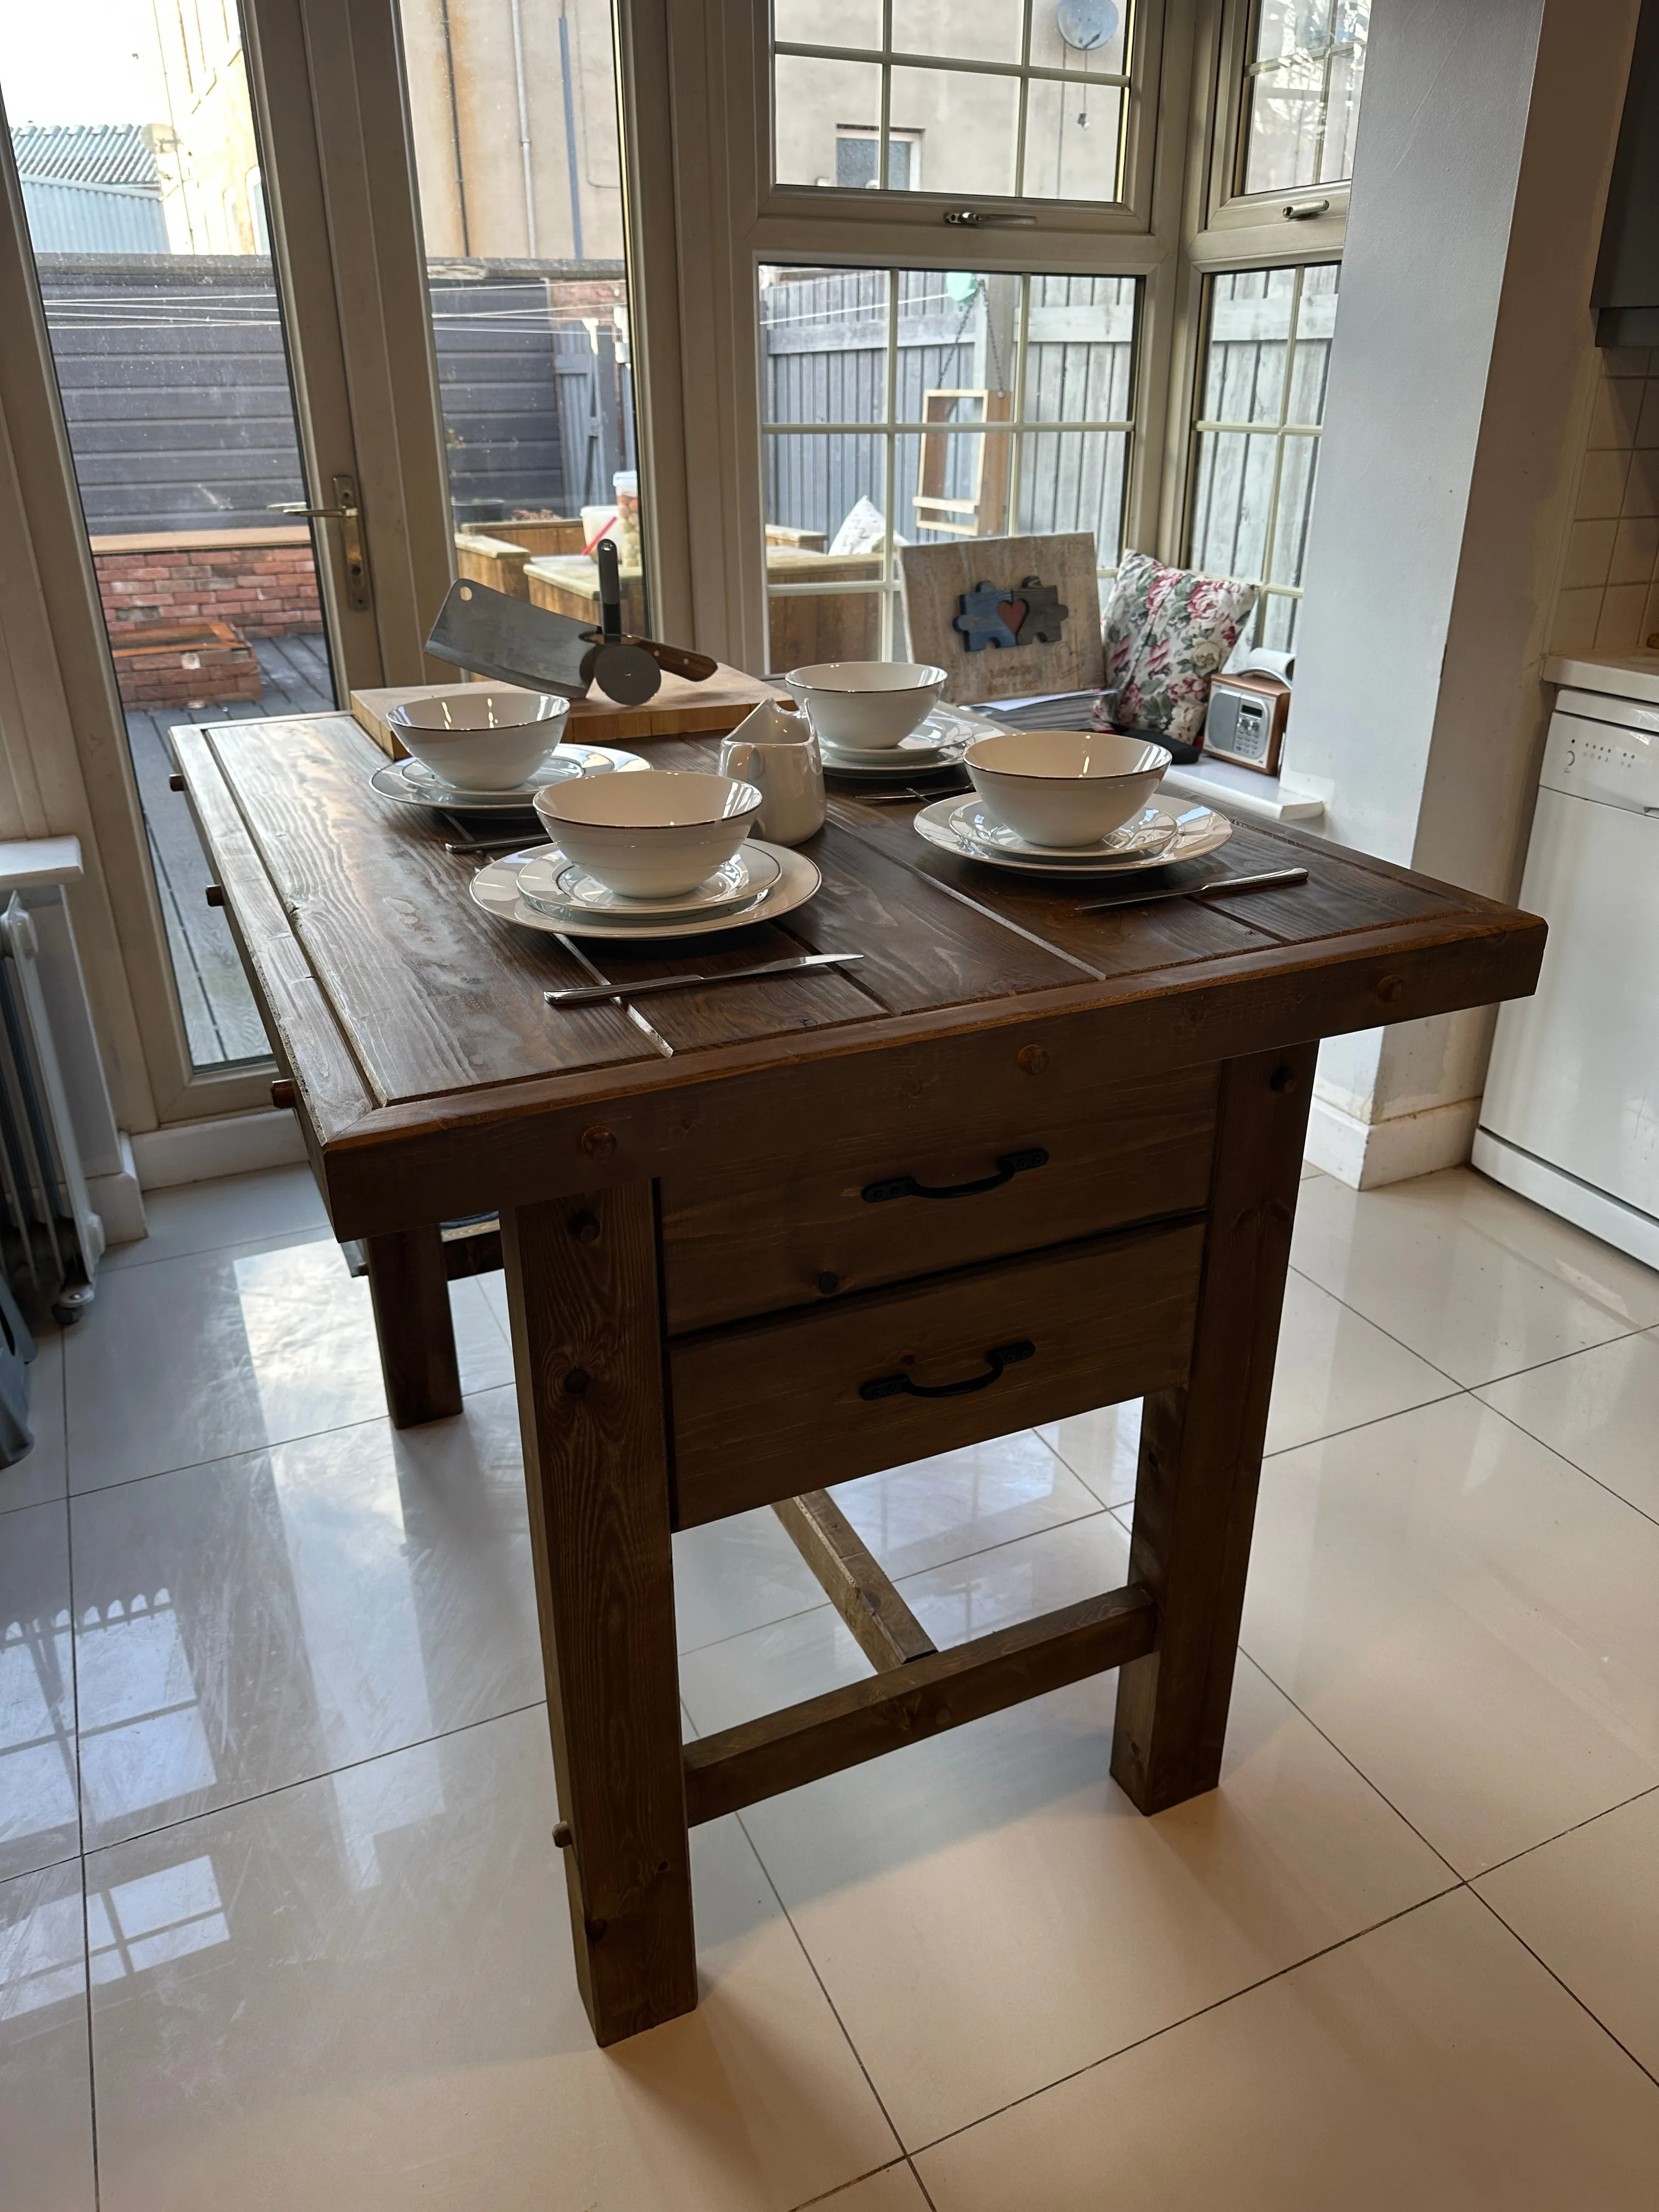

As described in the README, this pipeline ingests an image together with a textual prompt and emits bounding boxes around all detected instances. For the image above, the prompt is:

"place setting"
[367,687,649,814]
[784,659,996,792]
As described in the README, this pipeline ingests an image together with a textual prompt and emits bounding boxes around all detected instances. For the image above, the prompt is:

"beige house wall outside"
[399,0,623,258]
[152,4,268,256]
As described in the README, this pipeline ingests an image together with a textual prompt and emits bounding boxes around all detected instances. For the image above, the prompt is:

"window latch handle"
[943,208,1038,228]
[1282,198,1331,221]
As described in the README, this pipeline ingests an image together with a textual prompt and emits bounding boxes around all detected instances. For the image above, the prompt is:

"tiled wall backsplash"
[1552,345,1659,657]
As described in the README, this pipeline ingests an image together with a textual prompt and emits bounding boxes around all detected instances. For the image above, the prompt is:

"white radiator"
[0,890,104,1318]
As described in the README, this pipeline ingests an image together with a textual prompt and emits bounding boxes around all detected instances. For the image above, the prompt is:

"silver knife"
[1074,865,1308,915]
[545,950,864,1008]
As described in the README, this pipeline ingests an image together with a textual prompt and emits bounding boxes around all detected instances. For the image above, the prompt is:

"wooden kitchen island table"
[173,710,1545,2046]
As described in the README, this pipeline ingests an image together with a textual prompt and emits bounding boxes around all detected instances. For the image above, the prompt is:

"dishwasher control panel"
[1543,702,1659,813]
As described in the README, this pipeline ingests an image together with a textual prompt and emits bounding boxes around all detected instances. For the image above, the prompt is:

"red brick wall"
[95,545,321,640]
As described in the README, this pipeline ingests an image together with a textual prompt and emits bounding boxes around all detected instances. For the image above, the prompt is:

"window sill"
[1159,757,1325,826]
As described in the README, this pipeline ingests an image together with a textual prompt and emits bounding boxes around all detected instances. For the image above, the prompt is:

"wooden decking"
[126,633,334,1069]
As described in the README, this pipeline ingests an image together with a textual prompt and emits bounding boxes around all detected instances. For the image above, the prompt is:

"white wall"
[1288,0,1639,1186]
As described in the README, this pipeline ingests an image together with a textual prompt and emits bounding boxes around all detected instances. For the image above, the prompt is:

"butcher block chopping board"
[351,667,778,759]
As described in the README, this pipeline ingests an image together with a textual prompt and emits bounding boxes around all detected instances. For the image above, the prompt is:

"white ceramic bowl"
[785,661,946,750]
[534,770,763,898]
[389,689,569,791]
[964,731,1172,849]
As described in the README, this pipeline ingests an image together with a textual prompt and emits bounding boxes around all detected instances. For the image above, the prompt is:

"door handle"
[269,472,371,613]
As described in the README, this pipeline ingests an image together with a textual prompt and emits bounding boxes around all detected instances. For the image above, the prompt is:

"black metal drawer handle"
[862,1147,1048,1206]
[859,1340,1035,1402]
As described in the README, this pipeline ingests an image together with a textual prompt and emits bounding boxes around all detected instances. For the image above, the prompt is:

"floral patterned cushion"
[1101,552,1259,749]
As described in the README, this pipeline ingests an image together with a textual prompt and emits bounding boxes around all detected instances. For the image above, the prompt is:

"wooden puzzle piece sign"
[953,574,1070,652]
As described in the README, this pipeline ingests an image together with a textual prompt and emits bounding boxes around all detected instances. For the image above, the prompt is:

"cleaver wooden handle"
[630,637,719,683]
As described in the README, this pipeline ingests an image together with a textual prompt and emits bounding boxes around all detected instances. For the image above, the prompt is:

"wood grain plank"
[363,1226,462,1426]
[670,1220,1204,1528]
[172,724,373,1152]
[774,1491,938,1670]
[683,1585,1157,1824]
[1111,1042,1317,1813]
[208,716,656,1102]
[501,1183,696,2045]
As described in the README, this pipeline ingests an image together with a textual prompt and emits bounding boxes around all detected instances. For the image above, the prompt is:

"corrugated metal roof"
[12,123,160,194]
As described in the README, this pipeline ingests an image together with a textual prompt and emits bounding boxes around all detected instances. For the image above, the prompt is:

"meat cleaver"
[426,558,718,706]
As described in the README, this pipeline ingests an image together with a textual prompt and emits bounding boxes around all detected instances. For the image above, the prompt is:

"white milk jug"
[719,699,826,847]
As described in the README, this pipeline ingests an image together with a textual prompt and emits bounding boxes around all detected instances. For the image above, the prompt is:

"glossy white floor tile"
[1242,1394,1659,1874]
[104,1167,329,1272]
[85,1708,901,2212]
[65,1238,512,1491]
[673,1430,1104,1660]
[1476,1786,1659,2080]
[8,1155,1657,2201]
[1265,1267,1455,1452]
[1036,1400,1141,1506]
[729,1648,1451,2147]
[70,1387,541,1850]
[1477,1324,1659,1522]
[1290,1167,1659,1385]
[0,1858,97,2212]
[1,1501,77,1883]
[913,1889,1659,2208]
[1,1327,65,1516]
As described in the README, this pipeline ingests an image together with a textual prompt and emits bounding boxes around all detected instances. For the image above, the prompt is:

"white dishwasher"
[1475,679,1659,1268]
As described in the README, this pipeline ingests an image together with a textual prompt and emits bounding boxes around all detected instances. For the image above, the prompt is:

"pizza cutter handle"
[630,637,719,683]
[595,537,624,642]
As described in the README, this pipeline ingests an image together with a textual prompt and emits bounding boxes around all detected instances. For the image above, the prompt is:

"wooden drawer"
[658,1055,1217,1333]
[669,1217,1203,1528]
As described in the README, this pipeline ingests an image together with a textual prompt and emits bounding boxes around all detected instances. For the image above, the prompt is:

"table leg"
[364,1226,461,1427]
[501,1183,696,2045]
[1111,1042,1317,1814]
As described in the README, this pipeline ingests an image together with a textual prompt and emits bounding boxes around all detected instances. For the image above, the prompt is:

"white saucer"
[518,842,783,921]
[470,839,821,940]
[913,797,1232,876]
[818,703,994,777]
[950,801,1180,865]
[371,743,645,810]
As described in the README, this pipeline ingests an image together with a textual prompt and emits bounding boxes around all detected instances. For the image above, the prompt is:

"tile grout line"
[901,1886,1466,2168]
[1466,1392,1659,1537]
[61,1479,103,2211]
[787,2162,930,2210]
[77,1700,550,1865]
[736,1808,939,2212]
[1466,1885,1659,2096]
[1467,1778,1659,1884]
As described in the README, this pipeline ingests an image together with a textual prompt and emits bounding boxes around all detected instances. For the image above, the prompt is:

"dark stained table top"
[174,712,1544,1234]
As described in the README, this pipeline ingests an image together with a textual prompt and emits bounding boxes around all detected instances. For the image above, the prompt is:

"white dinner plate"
[913,795,1233,876]
[370,743,646,810]
[469,839,821,941]
[949,801,1180,865]
[518,842,783,920]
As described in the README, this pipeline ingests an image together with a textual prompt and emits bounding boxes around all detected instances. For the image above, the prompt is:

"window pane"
[1189,262,1339,648]
[763,432,888,674]
[1,0,338,1073]
[1014,431,1131,565]
[773,55,885,187]
[773,0,882,44]
[1243,0,1370,195]
[399,0,647,623]
[890,0,1024,65]
[1021,78,1125,202]
[1029,1,1130,75]
[759,263,1141,665]
[1202,269,1296,422]
[1024,276,1136,421]
[886,68,1019,197]
[761,267,889,425]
